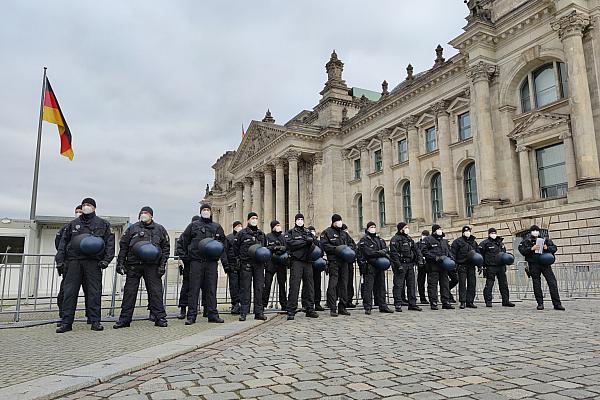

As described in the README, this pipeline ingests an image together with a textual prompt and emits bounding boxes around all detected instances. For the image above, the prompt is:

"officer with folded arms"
[175,215,200,319]
[478,227,515,308]
[263,220,288,311]
[518,225,563,311]
[421,224,454,310]
[114,206,170,328]
[389,222,422,312]
[225,221,243,315]
[450,226,479,309]
[55,198,115,333]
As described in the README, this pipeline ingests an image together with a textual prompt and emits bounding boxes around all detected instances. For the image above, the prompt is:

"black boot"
[287,312,295,321]
[466,303,477,309]
[208,315,225,323]
[346,303,356,309]
[185,318,196,325]
[306,310,319,318]
[155,318,168,327]
[338,307,350,316]
[430,304,439,310]
[113,320,131,329]
[148,312,156,322]
[537,304,544,310]
[91,321,104,331]
[254,314,267,321]
[379,307,394,313]
[239,314,247,322]
[408,305,422,311]
[395,307,403,312]
[554,304,565,311]
[502,302,515,307]
[56,324,72,333]
[231,304,241,315]
[442,304,455,310]
[460,302,466,309]
[315,304,325,312]
[365,308,372,315]
[177,307,186,319]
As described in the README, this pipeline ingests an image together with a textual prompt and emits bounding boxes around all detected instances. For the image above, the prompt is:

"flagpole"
[29,67,47,221]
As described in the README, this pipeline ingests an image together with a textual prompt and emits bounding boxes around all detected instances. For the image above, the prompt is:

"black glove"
[359,263,367,275]
[223,264,233,274]
[377,250,387,257]
[158,264,166,277]
[178,263,184,275]
[56,263,65,277]
[98,261,109,269]
[116,264,126,275]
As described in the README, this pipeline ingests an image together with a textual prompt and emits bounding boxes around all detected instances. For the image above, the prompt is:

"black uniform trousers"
[530,264,561,307]
[288,260,314,314]
[263,262,287,309]
[187,260,219,320]
[239,262,265,316]
[326,260,348,310]
[227,269,240,306]
[313,267,323,306]
[119,263,166,322]
[448,269,459,293]
[57,273,88,320]
[393,263,417,307]
[458,264,477,305]
[483,265,510,304]
[362,267,387,310]
[61,259,103,325]
[427,268,451,306]
[417,265,427,301]
[347,262,356,305]
[179,260,208,310]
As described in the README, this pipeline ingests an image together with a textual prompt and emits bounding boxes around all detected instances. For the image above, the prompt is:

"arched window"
[378,190,386,226]
[431,173,443,222]
[463,162,478,217]
[402,182,412,221]
[357,195,364,230]
[519,61,568,113]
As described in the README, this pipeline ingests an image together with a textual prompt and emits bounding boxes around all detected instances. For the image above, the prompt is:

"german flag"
[42,78,73,160]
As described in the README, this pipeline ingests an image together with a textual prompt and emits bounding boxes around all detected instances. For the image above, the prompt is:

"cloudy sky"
[0,0,467,230]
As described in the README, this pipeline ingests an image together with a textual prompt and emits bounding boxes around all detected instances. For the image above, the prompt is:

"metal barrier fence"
[1,253,600,325]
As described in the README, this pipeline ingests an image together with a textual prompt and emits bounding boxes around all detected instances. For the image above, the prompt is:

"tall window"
[378,190,386,226]
[536,143,567,198]
[354,159,361,180]
[374,149,383,172]
[398,139,408,163]
[402,182,412,221]
[520,62,568,113]
[458,112,471,140]
[0,236,25,264]
[464,162,478,217]
[431,173,443,222]
[357,195,364,230]
[425,127,437,152]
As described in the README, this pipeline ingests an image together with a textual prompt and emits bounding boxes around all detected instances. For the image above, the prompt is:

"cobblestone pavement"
[0,314,241,389]
[56,299,600,400]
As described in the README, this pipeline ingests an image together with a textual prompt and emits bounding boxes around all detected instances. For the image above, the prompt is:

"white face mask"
[296,219,304,227]
[368,227,377,234]
[75,212,83,218]
[274,226,282,233]
[249,219,258,227]
[531,230,539,237]
[422,236,427,240]
[234,226,242,233]
[334,221,343,228]
[140,213,151,223]
[82,205,94,214]
[403,228,410,235]
[201,210,211,219]
[310,230,316,236]
[489,234,497,240]
[435,229,443,236]
[463,231,471,238]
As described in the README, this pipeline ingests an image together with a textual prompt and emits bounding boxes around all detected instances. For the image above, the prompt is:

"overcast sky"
[0,1,467,230]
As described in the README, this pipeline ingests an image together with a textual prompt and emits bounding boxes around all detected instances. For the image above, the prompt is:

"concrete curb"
[1,316,282,400]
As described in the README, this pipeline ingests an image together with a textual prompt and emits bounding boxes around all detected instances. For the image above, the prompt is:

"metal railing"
[1,253,599,326]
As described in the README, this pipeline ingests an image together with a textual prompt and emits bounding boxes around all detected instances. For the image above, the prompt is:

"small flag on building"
[42,78,73,160]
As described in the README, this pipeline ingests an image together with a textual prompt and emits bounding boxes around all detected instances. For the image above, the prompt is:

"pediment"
[366,137,382,150]
[229,121,286,171]
[416,112,435,127]
[346,148,361,160]
[447,97,470,114]
[508,112,570,140]
[389,126,407,140]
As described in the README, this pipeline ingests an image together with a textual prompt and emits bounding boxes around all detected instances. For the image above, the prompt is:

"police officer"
[416,230,429,304]
[518,225,564,310]
[263,220,287,311]
[55,205,87,326]
[320,214,351,317]
[55,198,115,333]
[422,224,454,310]
[175,215,200,319]
[342,224,357,308]
[233,212,268,321]
[284,213,319,320]
[225,221,243,315]
[389,222,422,312]
[179,204,227,324]
[114,206,170,328]
[478,227,515,308]
[358,221,393,314]
[450,226,479,309]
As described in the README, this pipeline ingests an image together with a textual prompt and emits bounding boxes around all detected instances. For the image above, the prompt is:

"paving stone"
[239,387,274,397]
[434,387,474,398]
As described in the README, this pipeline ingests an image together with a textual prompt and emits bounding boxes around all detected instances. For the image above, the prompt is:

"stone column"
[243,177,252,221]
[263,165,274,228]
[234,182,244,223]
[299,161,307,215]
[312,152,323,228]
[432,101,457,216]
[405,117,424,221]
[560,131,578,188]
[516,145,534,200]
[275,159,286,227]
[357,140,372,224]
[553,12,600,184]
[287,150,300,217]
[467,61,499,201]
[252,171,262,220]
[380,130,397,225]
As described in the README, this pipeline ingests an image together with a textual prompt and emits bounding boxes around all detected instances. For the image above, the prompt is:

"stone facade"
[206,0,600,264]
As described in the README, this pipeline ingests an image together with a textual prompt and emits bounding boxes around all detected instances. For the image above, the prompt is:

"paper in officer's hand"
[535,238,545,254]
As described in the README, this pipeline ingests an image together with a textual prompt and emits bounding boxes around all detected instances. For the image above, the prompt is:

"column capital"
[243,176,253,185]
[466,61,498,83]
[274,158,287,169]
[285,149,301,162]
[552,11,590,40]
[431,100,450,117]
[234,181,244,190]
[253,170,263,180]
[313,152,323,164]
[377,128,393,142]
[261,164,274,175]
[355,139,369,152]
[401,115,419,130]
[516,145,530,153]
[559,130,573,140]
